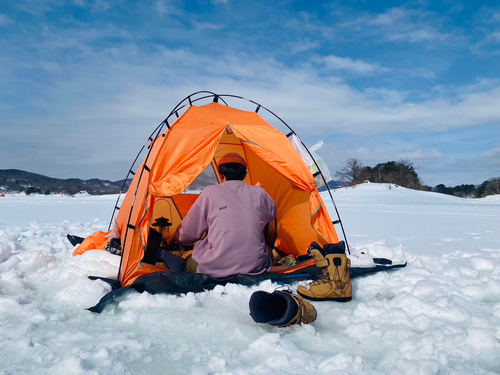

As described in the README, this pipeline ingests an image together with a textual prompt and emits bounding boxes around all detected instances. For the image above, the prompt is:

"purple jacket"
[177,180,276,278]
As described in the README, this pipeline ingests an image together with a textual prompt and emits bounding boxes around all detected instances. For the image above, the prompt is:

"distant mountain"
[0,169,130,195]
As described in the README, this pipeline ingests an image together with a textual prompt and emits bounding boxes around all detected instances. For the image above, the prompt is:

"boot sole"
[297,292,352,303]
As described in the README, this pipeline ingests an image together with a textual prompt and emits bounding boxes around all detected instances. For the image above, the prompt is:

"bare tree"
[335,159,364,187]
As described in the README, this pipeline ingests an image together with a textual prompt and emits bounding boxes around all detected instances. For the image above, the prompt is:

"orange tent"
[74,92,346,288]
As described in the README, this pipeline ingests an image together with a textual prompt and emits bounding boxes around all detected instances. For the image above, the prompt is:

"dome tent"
[72,92,403,312]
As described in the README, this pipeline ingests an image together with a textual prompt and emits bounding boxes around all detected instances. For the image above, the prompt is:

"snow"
[1,184,500,374]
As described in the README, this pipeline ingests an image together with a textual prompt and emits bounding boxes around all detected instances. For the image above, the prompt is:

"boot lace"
[310,265,346,292]
[332,265,347,292]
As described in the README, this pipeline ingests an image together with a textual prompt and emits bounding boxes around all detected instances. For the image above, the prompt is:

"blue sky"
[1,0,499,186]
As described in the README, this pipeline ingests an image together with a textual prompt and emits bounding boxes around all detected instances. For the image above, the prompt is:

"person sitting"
[172,153,276,278]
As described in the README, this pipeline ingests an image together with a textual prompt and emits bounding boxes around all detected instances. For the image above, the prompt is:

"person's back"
[175,153,276,278]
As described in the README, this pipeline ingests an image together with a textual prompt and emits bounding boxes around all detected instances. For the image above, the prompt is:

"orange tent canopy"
[75,100,341,288]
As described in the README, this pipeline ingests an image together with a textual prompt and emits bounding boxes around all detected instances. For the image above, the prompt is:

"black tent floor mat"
[88,262,406,313]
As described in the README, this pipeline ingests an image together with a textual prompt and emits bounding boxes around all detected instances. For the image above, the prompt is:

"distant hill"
[0,169,130,195]
[0,168,223,196]
[0,169,339,196]
[318,180,340,191]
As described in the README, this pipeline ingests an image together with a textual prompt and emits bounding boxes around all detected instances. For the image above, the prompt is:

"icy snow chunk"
[391,292,435,317]
[49,356,94,375]
[121,310,139,324]
[75,250,120,279]
[462,279,500,302]
[170,341,189,361]
[466,328,497,356]
[468,256,495,272]
[190,366,209,375]
[317,353,363,374]
[0,268,25,295]
[369,242,395,259]
[247,333,281,354]
[393,358,440,375]
[493,303,500,319]
[7,240,25,253]
[348,251,375,267]
[417,255,445,274]
[14,250,56,273]
[207,355,227,373]
[54,277,112,309]
[264,353,289,369]
[117,290,156,311]
[0,244,11,262]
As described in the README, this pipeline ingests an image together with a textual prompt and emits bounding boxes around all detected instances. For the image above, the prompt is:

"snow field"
[1,185,500,374]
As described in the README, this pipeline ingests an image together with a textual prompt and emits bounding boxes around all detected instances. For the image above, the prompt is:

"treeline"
[434,180,500,198]
[335,159,500,198]
[335,159,422,189]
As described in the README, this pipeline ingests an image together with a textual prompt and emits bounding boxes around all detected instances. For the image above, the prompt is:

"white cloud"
[321,55,390,74]
[0,14,13,26]
[494,8,500,21]
[284,13,335,41]
[11,37,500,139]
[39,23,131,52]
[290,38,319,54]
[315,139,448,185]
[483,145,500,158]
[363,87,409,105]
[16,1,56,16]
[340,144,443,165]
[7,28,500,139]
[22,60,60,72]
[365,7,453,44]
[474,31,500,52]
[193,21,224,31]
[91,0,111,12]
[398,148,444,160]
[406,67,436,79]
[156,0,179,18]
[370,7,407,26]
[2,14,499,183]
[70,0,110,10]
[387,27,448,43]
[490,32,500,42]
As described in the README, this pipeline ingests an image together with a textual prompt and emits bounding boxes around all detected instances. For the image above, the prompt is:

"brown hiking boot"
[298,251,352,302]
[249,289,317,327]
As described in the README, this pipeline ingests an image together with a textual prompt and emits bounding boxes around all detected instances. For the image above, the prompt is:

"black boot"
[249,289,317,327]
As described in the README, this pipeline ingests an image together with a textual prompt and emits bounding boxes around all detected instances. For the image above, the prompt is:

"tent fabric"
[72,231,111,256]
[75,101,342,288]
[148,104,315,197]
